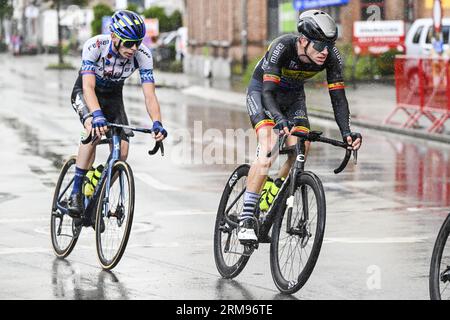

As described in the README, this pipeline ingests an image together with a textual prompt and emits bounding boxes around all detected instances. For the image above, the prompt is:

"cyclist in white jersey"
[68,10,167,217]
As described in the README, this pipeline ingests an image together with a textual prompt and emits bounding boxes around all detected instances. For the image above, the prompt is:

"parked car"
[405,18,450,56]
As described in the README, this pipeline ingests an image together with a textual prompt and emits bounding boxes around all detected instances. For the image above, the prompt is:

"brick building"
[184,0,450,79]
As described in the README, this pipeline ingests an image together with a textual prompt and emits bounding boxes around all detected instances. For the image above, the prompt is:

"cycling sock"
[240,191,260,222]
[72,167,88,195]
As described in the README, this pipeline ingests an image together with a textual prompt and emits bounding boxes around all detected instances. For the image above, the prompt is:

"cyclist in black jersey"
[238,10,362,243]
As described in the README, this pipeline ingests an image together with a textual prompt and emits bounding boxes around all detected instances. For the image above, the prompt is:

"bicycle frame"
[55,123,163,222]
[223,131,354,242]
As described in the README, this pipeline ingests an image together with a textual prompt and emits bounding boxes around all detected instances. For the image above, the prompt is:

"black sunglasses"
[308,39,334,52]
[122,39,142,48]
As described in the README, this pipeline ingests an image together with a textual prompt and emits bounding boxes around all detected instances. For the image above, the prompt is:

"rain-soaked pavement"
[0,54,449,300]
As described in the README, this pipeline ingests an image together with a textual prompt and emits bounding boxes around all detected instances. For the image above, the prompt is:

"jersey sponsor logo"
[328,82,345,91]
[281,68,318,81]
[289,61,299,69]
[269,43,285,64]
[138,48,152,59]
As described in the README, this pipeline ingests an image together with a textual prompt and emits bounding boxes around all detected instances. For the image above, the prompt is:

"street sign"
[353,20,405,56]
[433,0,443,33]
[293,0,349,11]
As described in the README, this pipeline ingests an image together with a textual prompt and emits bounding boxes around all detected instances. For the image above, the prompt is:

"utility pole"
[241,0,248,72]
[56,0,64,64]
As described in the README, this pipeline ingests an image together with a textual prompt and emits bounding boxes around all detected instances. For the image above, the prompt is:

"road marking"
[154,210,216,216]
[135,172,179,191]
[324,237,428,244]
[0,218,48,224]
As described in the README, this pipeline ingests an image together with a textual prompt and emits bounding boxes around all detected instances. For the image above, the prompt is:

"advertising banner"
[353,20,405,56]
[293,0,349,11]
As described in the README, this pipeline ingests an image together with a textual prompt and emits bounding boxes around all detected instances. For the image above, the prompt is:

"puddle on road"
[0,192,18,204]
[1,116,67,190]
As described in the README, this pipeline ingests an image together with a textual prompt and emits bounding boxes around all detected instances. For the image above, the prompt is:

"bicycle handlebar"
[275,131,357,174]
[81,122,164,157]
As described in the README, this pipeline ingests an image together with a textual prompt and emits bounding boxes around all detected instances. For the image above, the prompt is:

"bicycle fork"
[285,141,310,244]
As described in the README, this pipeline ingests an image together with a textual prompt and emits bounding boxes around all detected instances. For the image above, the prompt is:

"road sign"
[433,0,443,33]
[353,20,405,56]
[293,0,349,11]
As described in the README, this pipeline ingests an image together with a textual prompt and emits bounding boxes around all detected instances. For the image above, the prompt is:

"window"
[412,26,423,44]
[360,0,385,21]
[426,26,450,44]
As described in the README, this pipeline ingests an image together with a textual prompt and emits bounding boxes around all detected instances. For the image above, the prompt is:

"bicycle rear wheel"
[50,156,82,258]
[270,171,326,294]
[95,161,135,270]
[214,164,252,279]
[430,214,450,300]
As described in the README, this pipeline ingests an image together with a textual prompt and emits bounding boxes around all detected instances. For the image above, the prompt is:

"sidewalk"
[153,71,450,144]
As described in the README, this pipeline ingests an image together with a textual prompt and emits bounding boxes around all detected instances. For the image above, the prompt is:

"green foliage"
[142,7,182,32]
[0,0,13,19]
[241,57,260,84]
[91,4,114,35]
[126,4,140,14]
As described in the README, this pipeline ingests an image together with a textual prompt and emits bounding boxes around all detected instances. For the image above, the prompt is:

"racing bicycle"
[213,130,358,294]
[430,212,450,300]
[50,123,164,270]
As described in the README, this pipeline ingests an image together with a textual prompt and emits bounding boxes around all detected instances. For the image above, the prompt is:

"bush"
[142,7,182,32]
[91,4,114,35]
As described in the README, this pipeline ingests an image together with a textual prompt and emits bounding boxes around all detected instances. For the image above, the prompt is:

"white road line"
[0,218,48,224]
[135,172,180,191]
[323,237,428,244]
[154,210,216,216]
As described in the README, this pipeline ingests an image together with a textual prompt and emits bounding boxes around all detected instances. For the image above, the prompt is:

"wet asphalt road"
[0,54,449,300]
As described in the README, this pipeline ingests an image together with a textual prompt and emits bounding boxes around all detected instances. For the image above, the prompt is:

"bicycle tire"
[95,161,135,270]
[430,214,450,300]
[50,156,81,258]
[214,164,252,279]
[270,171,326,294]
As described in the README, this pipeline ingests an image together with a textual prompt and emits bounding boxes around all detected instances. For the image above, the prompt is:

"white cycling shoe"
[238,219,258,244]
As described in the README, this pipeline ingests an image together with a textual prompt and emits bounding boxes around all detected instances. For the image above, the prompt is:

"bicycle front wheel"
[214,164,252,279]
[95,161,135,270]
[50,156,82,258]
[430,214,450,300]
[270,171,326,294]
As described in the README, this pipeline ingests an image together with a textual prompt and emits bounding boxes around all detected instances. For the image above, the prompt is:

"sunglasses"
[114,33,143,48]
[122,39,142,48]
[309,39,334,52]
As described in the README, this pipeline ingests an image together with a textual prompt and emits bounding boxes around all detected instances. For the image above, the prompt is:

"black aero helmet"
[297,10,338,43]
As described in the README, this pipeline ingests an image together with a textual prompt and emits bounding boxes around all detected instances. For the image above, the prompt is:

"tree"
[0,0,13,46]
[91,4,114,36]
[126,4,140,14]
[142,6,174,32]
[44,0,88,65]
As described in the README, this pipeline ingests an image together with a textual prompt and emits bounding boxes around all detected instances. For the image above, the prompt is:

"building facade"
[184,0,450,79]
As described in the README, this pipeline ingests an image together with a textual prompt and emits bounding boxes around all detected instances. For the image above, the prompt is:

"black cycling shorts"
[71,75,132,142]
[246,79,310,134]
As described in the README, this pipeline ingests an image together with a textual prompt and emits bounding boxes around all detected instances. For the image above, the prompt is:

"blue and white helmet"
[110,10,146,41]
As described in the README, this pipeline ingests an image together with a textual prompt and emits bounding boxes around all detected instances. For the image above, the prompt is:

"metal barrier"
[385,55,450,133]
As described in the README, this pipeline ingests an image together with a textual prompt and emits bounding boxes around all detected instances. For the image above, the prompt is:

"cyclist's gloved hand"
[343,132,362,150]
[92,109,108,137]
[274,118,290,136]
[152,121,168,141]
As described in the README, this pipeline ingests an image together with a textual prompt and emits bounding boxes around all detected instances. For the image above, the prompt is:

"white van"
[405,18,450,56]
